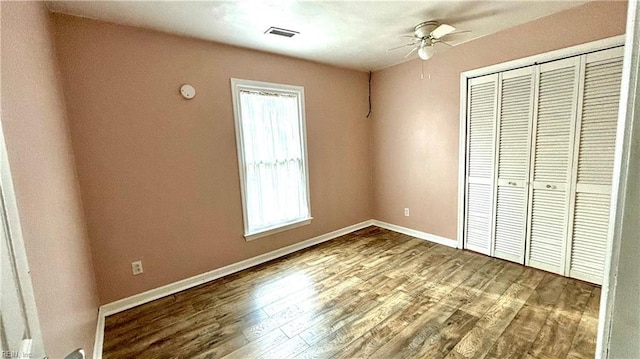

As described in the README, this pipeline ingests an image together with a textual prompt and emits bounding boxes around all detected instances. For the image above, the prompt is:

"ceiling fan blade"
[434,40,454,47]
[448,30,471,36]
[386,43,417,52]
[431,24,456,39]
[404,46,418,59]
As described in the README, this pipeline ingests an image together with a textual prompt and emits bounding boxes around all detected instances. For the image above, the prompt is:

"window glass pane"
[238,90,309,233]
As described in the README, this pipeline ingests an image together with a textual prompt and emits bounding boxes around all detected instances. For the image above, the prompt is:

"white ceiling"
[47,1,588,71]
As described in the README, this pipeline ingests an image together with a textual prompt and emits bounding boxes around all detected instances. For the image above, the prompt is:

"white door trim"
[0,120,44,356]
[596,1,639,357]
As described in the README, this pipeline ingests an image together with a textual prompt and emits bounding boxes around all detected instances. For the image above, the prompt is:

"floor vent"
[264,27,299,38]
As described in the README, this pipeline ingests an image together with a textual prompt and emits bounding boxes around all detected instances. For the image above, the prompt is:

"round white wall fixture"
[180,84,196,99]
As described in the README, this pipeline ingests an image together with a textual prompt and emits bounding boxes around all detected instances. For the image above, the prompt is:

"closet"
[463,46,624,285]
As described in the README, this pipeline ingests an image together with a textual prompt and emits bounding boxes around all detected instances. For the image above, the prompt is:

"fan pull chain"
[420,61,432,80]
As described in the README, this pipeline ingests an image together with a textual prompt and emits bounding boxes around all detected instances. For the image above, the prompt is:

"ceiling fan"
[388,21,464,60]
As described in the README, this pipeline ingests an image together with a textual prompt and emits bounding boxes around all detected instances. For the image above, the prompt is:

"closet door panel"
[466,181,493,254]
[493,68,535,263]
[529,189,567,272]
[464,74,498,255]
[568,48,623,284]
[576,50,623,187]
[494,186,527,262]
[526,57,580,275]
[570,192,611,283]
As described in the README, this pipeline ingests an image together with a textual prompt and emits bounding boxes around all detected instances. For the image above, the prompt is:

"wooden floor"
[103,226,600,359]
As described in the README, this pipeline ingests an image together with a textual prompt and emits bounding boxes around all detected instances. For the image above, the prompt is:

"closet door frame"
[457,35,625,251]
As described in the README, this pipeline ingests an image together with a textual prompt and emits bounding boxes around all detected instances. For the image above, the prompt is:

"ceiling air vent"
[264,27,299,38]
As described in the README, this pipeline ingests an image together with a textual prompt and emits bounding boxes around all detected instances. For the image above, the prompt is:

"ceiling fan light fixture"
[418,45,436,60]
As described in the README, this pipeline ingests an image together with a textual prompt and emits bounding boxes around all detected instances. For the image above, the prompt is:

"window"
[231,78,311,240]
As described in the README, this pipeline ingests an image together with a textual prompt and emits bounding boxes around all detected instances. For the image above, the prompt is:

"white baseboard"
[93,219,374,358]
[371,220,458,248]
[92,218,457,358]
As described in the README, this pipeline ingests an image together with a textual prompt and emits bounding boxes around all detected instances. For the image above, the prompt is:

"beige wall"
[371,1,628,241]
[51,14,372,304]
[0,2,99,357]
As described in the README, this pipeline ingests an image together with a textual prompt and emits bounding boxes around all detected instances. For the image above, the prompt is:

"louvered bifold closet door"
[464,74,498,255]
[493,67,535,263]
[566,47,624,284]
[526,57,580,275]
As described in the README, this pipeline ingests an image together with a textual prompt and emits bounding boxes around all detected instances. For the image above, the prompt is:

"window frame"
[230,78,312,241]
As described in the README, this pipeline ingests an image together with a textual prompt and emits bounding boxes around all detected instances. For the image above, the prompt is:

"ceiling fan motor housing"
[414,21,440,39]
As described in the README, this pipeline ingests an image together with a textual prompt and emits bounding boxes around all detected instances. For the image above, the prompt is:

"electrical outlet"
[404,208,410,217]
[131,260,143,275]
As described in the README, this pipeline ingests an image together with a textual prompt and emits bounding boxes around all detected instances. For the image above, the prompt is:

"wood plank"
[423,253,491,300]
[458,262,526,318]
[296,289,409,346]
[294,291,412,358]
[331,294,436,359]
[444,326,502,359]
[443,259,507,308]
[485,332,533,359]
[220,328,288,359]
[415,309,480,358]
[398,250,476,295]
[257,336,309,359]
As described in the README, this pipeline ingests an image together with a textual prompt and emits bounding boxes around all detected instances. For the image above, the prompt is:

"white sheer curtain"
[239,90,309,233]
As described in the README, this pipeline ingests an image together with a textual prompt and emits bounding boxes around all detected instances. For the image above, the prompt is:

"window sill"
[244,217,313,242]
